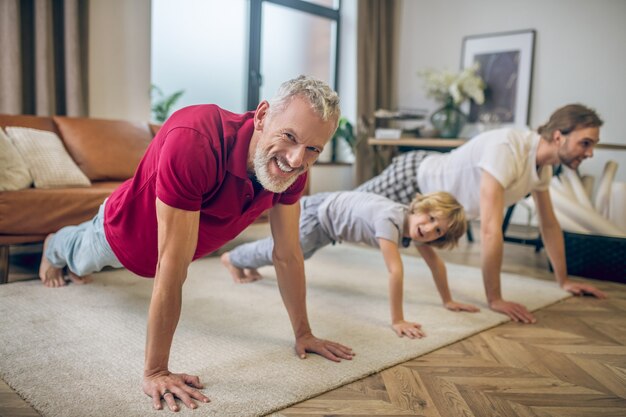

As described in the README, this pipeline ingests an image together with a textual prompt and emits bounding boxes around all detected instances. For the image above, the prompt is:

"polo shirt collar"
[227,113,255,180]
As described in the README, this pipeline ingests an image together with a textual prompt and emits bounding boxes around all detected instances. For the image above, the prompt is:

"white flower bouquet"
[419,63,485,106]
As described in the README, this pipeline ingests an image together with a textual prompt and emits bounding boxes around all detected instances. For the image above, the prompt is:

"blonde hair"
[268,75,341,127]
[408,191,466,249]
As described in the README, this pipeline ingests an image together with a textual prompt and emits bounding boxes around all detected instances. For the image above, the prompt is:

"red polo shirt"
[104,104,307,277]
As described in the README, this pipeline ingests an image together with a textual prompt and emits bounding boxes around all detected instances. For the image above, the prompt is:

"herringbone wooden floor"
[2,224,625,417]
[277,288,626,417]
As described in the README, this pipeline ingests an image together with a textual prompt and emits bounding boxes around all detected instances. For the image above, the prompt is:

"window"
[151,0,340,115]
[248,0,340,109]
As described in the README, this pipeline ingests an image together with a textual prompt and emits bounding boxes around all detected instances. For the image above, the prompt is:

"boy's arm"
[416,245,479,312]
[377,238,425,339]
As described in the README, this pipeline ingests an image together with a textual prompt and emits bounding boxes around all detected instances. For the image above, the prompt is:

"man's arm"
[416,245,479,312]
[269,202,354,361]
[532,189,607,298]
[378,238,425,338]
[142,198,210,411]
[480,170,536,323]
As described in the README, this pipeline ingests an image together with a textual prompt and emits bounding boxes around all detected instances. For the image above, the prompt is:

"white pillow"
[0,128,33,191]
[5,126,91,189]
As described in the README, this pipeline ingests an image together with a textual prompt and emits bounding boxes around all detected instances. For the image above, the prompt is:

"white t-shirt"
[417,128,552,219]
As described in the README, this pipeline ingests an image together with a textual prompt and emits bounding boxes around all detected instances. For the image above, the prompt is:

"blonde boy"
[222,191,477,338]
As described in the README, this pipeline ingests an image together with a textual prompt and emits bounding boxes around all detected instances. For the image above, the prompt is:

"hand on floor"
[489,299,536,324]
[143,370,210,412]
[392,320,426,339]
[562,281,607,299]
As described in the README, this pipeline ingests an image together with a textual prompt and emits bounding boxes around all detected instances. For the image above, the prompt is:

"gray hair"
[268,75,341,124]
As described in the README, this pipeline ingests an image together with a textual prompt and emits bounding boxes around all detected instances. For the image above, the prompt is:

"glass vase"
[430,96,467,138]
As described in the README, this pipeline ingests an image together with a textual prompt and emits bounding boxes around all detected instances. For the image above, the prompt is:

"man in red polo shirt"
[39,75,353,411]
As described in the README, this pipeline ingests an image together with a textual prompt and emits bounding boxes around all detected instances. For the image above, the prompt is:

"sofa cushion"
[149,123,162,137]
[0,182,120,235]
[4,127,91,189]
[0,128,32,191]
[54,116,153,181]
[0,114,58,133]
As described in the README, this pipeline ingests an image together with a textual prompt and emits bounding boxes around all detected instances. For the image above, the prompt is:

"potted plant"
[151,85,185,123]
[330,117,357,163]
[419,64,485,138]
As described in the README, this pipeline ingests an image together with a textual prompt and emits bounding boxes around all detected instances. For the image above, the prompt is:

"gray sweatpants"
[228,192,334,269]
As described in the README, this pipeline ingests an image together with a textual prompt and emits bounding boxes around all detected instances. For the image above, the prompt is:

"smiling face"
[250,96,337,193]
[555,126,600,170]
[406,211,450,243]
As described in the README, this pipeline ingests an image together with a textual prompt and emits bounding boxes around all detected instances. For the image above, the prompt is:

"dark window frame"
[247,0,341,110]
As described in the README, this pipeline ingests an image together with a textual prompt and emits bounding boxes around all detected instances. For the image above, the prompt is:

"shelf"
[373,110,427,120]
[368,137,466,150]
[595,143,626,150]
[368,137,624,151]
[314,161,353,167]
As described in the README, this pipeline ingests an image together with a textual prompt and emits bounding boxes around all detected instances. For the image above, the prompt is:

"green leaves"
[151,85,185,123]
[333,117,356,149]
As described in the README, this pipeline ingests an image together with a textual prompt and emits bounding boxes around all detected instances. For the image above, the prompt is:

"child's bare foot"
[220,252,263,283]
[244,268,263,281]
[67,270,93,285]
[39,234,65,288]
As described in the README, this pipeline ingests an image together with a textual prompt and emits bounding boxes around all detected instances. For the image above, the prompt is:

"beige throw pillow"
[5,127,91,189]
[0,128,33,191]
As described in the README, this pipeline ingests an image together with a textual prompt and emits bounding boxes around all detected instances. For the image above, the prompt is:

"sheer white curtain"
[0,0,87,116]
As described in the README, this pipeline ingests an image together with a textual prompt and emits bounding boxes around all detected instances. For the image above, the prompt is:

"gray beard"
[253,148,299,193]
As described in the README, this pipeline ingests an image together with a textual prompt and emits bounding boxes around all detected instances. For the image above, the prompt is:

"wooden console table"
[369,137,625,151]
[368,137,466,178]
[368,137,466,150]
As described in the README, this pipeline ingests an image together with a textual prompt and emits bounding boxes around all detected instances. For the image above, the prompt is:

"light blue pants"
[229,192,334,269]
[45,200,123,276]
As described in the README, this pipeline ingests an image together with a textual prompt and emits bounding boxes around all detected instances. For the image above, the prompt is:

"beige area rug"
[0,244,570,417]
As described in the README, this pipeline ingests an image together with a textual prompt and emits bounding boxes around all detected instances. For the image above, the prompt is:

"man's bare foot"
[220,252,263,284]
[39,234,65,288]
[67,270,93,285]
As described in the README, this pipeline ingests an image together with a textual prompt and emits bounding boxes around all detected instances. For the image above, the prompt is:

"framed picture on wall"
[461,29,535,129]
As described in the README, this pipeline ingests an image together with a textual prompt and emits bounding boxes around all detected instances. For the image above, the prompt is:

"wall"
[88,0,151,121]
[310,164,355,193]
[397,0,626,189]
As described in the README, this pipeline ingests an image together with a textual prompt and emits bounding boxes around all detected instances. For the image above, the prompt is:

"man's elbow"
[388,269,403,281]
[481,222,503,241]
[155,257,190,281]
[539,220,561,235]
[272,248,302,268]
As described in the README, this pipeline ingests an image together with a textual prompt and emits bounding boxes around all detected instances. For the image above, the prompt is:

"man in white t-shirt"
[357,103,607,323]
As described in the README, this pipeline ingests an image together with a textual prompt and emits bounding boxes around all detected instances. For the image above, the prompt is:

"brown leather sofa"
[0,114,158,283]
